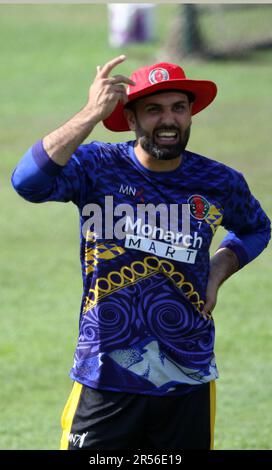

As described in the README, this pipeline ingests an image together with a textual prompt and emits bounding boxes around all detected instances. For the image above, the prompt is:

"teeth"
[157,132,177,137]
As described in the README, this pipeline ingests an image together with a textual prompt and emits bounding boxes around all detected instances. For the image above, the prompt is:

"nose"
[159,108,177,126]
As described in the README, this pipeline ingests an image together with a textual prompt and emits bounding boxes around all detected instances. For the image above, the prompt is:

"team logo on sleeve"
[188,195,210,220]
[149,68,169,84]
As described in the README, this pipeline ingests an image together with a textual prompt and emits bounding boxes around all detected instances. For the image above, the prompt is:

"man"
[12,55,270,450]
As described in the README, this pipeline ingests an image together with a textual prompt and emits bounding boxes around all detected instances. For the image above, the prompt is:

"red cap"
[103,62,217,132]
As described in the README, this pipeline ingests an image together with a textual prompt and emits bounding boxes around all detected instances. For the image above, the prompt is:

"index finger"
[98,55,127,78]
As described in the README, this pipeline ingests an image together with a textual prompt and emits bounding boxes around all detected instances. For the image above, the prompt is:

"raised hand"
[42,55,135,164]
[86,55,135,124]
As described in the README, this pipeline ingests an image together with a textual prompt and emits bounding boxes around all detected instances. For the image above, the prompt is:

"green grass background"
[0,4,271,450]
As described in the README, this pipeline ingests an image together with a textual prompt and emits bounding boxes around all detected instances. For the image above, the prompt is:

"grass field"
[0,4,272,450]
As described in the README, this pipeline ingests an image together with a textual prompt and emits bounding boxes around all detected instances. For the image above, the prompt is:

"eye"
[173,103,186,112]
[146,106,161,114]
[147,106,159,114]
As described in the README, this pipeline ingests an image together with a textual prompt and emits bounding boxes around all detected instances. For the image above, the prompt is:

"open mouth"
[154,130,179,145]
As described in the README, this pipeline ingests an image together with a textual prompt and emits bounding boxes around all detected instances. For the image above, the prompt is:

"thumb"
[202,300,214,319]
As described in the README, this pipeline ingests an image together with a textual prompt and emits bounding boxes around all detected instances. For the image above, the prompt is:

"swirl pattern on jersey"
[77,272,214,371]
[137,276,214,367]
[79,285,141,354]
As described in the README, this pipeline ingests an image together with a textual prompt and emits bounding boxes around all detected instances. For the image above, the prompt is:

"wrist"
[81,105,102,128]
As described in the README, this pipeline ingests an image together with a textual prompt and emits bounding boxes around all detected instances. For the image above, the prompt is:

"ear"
[123,108,136,131]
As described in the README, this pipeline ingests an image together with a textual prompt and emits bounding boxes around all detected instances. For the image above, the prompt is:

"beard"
[135,121,191,161]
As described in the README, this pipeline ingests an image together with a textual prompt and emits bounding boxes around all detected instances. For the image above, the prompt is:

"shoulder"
[72,140,131,169]
[186,149,240,175]
[185,149,244,189]
[73,140,130,161]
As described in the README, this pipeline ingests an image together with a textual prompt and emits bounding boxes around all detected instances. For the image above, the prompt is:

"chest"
[82,167,224,253]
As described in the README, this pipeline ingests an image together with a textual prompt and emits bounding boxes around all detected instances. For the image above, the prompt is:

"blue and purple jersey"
[12,140,271,395]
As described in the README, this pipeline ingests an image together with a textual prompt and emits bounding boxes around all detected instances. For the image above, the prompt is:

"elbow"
[11,167,48,203]
[264,227,271,248]
[11,167,27,196]
[260,216,271,248]
[11,146,56,202]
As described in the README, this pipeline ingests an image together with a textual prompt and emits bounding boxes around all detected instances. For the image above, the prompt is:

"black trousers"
[60,381,216,450]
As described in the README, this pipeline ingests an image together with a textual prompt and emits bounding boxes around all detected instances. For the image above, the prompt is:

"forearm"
[12,55,133,204]
[42,55,133,167]
[43,106,99,166]
[202,247,239,317]
[209,247,239,288]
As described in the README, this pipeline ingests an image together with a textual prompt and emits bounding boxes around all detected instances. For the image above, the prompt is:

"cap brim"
[103,79,217,132]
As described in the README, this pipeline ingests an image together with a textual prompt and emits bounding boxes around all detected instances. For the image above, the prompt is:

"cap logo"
[148,68,169,84]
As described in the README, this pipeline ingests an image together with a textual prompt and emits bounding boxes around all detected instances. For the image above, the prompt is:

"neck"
[134,141,182,172]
